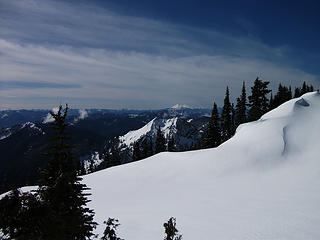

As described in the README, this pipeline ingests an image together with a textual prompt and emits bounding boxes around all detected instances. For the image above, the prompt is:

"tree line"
[200,78,314,149]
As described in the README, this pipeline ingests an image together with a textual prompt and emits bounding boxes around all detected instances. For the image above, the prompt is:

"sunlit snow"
[85,92,320,239]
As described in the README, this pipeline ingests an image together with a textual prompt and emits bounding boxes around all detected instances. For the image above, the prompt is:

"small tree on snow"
[163,217,182,240]
[101,218,123,240]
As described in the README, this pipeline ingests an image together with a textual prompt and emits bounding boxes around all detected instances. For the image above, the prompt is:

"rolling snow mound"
[85,92,320,239]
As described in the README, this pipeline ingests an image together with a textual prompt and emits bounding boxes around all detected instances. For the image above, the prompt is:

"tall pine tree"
[248,77,271,121]
[235,81,247,126]
[221,87,232,141]
[202,102,221,148]
[37,105,96,240]
[155,126,166,153]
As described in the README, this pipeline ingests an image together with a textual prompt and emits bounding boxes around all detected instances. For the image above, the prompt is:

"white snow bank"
[84,92,320,239]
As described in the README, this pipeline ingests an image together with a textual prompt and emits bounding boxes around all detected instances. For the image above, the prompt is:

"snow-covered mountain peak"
[170,104,192,109]
[119,118,156,148]
[118,117,178,148]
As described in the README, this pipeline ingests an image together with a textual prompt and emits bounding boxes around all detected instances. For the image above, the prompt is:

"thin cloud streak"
[0,81,81,90]
[0,39,318,109]
[0,0,318,109]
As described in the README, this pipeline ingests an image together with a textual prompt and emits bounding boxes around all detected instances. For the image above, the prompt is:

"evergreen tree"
[221,87,232,141]
[141,137,148,159]
[269,93,274,110]
[293,82,314,98]
[101,218,123,240]
[163,217,182,240]
[96,151,111,170]
[155,126,166,153]
[309,85,314,92]
[141,136,153,158]
[147,136,154,157]
[271,83,292,109]
[231,103,236,134]
[235,81,247,126]
[167,136,175,152]
[37,105,96,239]
[201,102,221,148]
[248,77,271,121]
[132,141,142,161]
[294,87,301,98]
[0,188,57,240]
[301,81,307,94]
[109,145,121,167]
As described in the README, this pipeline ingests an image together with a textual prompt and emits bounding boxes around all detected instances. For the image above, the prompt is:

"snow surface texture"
[84,92,320,239]
[119,117,178,149]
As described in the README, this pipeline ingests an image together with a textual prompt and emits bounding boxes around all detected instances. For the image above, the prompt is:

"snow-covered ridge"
[21,122,43,133]
[119,117,178,148]
[119,118,156,148]
[0,127,11,140]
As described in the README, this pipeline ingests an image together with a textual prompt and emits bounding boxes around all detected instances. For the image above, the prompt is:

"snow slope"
[84,92,320,239]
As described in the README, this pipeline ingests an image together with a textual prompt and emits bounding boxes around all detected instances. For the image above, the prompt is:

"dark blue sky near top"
[0,0,319,109]
[100,0,320,71]
[100,1,319,45]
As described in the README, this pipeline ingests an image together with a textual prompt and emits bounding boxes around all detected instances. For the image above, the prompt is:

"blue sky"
[0,0,319,109]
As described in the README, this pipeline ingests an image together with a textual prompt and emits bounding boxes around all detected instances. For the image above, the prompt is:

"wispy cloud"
[0,81,81,90]
[0,0,318,109]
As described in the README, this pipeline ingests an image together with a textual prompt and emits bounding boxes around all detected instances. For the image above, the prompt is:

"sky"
[0,0,319,109]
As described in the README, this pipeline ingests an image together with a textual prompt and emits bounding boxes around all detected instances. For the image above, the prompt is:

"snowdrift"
[85,92,320,239]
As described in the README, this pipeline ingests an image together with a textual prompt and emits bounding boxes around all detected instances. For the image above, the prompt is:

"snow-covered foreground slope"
[84,92,320,239]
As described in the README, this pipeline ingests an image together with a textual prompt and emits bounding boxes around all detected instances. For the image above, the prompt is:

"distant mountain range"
[0,106,211,192]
